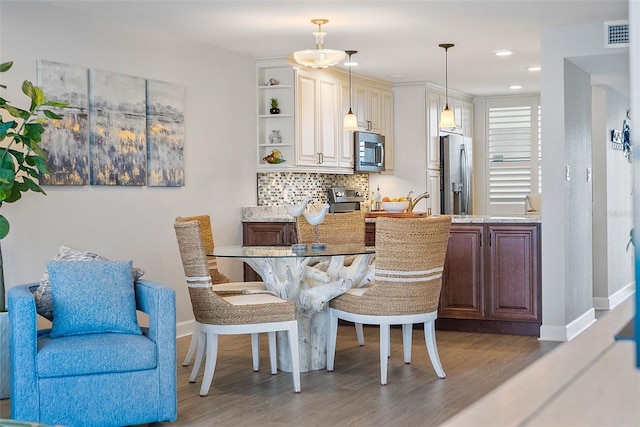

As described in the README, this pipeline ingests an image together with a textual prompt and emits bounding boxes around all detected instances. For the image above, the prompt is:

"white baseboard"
[540,308,597,342]
[177,319,195,339]
[592,282,636,310]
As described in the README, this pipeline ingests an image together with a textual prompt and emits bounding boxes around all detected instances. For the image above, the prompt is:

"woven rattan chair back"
[331,216,451,316]
[296,211,366,245]
[175,215,231,284]
[174,219,294,325]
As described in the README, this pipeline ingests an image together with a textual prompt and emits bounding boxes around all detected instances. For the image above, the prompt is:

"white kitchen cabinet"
[339,80,355,169]
[256,59,392,174]
[380,89,394,171]
[296,69,341,168]
[353,82,381,133]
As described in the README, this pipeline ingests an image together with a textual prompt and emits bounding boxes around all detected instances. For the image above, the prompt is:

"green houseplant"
[0,60,65,312]
[269,97,280,114]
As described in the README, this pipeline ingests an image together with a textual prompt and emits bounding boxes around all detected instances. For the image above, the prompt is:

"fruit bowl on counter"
[381,201,409,213]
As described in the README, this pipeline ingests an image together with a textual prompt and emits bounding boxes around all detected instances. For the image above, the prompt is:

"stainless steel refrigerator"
[440,134,473,214]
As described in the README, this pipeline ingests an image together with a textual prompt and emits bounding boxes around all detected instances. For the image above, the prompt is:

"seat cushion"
[37,333,157,378]
[48,260,142,338]
[222,293,288,306]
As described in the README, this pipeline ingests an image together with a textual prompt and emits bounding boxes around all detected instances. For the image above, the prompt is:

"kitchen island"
[241,206,542,336]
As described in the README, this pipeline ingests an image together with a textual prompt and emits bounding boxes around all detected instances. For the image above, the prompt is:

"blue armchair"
[8,279,177,427]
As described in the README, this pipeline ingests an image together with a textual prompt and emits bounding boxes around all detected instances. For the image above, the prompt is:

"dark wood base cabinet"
[242,220,541,336]
[242,222,296,281]
[439,223,541,336]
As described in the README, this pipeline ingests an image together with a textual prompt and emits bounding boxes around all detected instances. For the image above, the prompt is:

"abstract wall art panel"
[146,80,185,187]
[91,110,147,186]
[37,60,90,185]
[90,70,147,185]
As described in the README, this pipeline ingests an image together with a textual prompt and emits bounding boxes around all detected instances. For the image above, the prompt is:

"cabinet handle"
[317,152,324,164]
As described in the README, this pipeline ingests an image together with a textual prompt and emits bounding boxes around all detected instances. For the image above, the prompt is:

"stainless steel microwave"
[354,131,385,173]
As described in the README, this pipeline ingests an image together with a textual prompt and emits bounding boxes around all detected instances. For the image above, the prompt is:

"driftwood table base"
[242,254,374,372]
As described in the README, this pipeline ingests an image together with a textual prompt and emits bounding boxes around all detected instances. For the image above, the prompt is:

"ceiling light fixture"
[439,43,457,129]
[509,85,523,90]
[343,50,358,131]
[527,66,541,71]
[293,19,346,69]
[494,49,514,56]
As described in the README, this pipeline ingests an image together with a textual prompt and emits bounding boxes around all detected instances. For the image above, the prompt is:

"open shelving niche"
[257,61,296,170]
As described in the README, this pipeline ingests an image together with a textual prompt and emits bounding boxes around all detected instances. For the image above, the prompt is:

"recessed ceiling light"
[527,66,541,71]
[494,49,514,56]
[509,85,523,90]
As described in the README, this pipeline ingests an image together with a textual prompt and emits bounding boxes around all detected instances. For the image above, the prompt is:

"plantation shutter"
[486,96,541,214]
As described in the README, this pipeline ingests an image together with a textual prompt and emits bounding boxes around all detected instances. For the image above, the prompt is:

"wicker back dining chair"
[175,215,266,368]
[174,219,300,395]
[326,215,452,385]
[295,210,366,246]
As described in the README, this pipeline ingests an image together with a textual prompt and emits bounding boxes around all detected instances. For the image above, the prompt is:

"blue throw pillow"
[48,260,142,338]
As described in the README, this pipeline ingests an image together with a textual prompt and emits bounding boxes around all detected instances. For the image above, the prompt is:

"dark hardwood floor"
[0,325,559,426]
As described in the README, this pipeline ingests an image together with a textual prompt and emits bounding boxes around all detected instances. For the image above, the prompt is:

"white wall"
[0,2,257,333]
[540,21,630,340]
[592,85,634,310]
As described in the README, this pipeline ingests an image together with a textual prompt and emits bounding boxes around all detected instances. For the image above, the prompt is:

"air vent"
[605,20,629,48]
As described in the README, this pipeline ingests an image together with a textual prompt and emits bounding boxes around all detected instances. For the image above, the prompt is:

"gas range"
[328,186,365,213]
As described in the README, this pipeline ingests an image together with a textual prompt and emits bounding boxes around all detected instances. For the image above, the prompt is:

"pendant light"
[438,43,457,129]
[294,19,346,69]
[343,50,358,131]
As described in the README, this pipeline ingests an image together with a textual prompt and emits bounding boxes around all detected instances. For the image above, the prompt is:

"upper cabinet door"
[353,83,382,133]
[317,74,340,166]
[296,69,319,166]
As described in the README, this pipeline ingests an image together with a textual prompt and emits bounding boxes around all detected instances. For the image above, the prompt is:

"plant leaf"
[4,104,30,120]
[0,62,13,73]
[43,109,63,120]
[0,214,9,240]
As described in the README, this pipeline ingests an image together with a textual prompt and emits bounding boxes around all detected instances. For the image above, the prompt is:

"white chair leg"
[183,323,199,366]
[355,322,365,346]
[268,331,277,375]
[190,329,207,383]
[424,321,446,379]
[288,322,301,392]
[402,323,412,364]
[200,333,219,396]
[327,311,339,371]
[251,333,260,372]
[379,324,390,385]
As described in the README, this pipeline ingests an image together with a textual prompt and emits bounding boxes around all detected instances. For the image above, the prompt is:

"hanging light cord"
[444,47,449,106]
[348,53,353,113]
[439,43,454,108]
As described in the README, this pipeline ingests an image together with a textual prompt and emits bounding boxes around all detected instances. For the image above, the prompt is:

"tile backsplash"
[257,172,369,206]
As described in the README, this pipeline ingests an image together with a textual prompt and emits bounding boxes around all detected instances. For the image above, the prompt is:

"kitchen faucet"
[406,190,430,213]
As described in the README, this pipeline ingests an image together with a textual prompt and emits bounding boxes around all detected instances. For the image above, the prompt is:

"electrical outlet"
[587,167,592,182]
[565,165,571,181]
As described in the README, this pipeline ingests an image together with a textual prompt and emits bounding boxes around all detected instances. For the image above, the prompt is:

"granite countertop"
[241,206,541,223]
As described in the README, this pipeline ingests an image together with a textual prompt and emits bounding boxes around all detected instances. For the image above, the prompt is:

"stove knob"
[354,191,361,197]
[335,191,344,198]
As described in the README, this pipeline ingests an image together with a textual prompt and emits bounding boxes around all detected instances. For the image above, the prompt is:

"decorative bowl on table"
[381,201,409,213]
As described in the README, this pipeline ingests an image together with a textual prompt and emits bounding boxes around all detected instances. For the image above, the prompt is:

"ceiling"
[42,0,630,96]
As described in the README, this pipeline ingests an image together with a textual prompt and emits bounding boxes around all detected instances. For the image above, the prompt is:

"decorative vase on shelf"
[269,130,282,144]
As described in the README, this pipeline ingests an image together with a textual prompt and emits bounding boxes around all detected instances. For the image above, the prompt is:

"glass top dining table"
[210,244,375,372]
[211,244,375,259]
